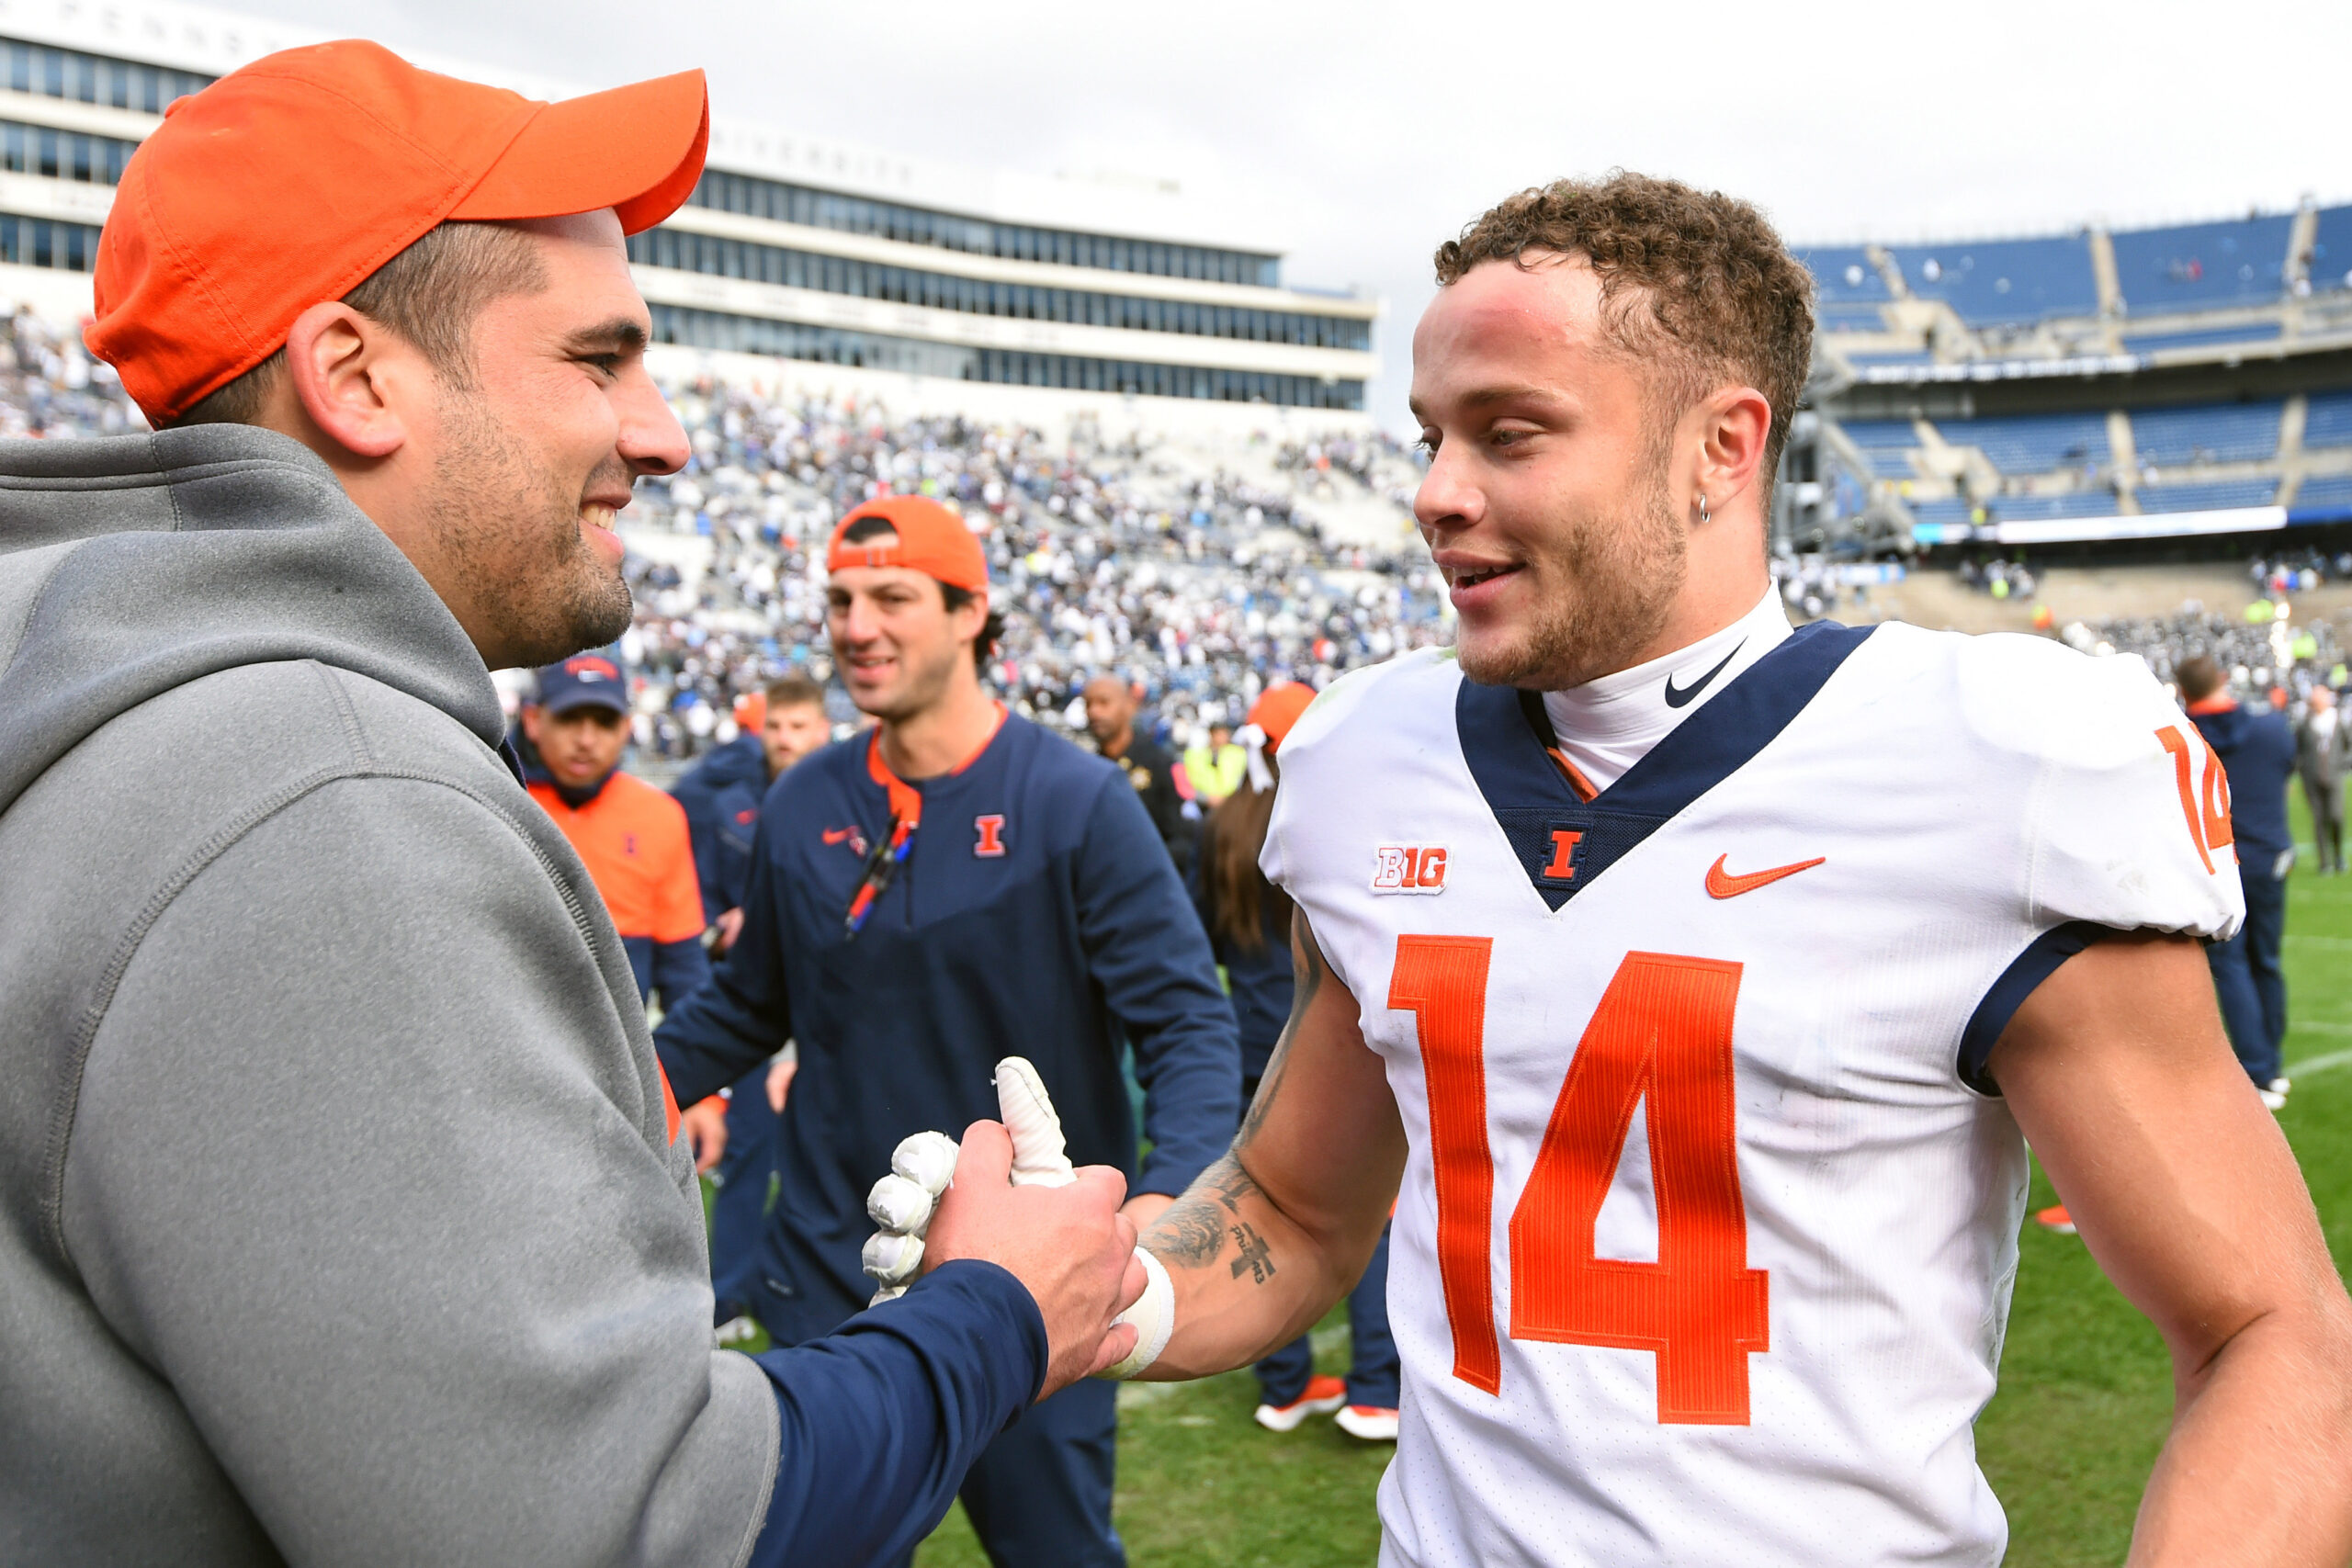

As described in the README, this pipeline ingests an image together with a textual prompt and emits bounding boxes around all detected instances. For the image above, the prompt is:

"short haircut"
[838,512,1005,666]
[2176,654,2225,703]
[171,220,549,427]
[1433,171,1815,506]
[764,673,826,712]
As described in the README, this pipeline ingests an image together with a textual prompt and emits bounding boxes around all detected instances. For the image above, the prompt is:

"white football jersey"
[1261,621,2244,1568]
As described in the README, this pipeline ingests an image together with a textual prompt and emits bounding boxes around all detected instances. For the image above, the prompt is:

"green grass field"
[908,795,2352,1567]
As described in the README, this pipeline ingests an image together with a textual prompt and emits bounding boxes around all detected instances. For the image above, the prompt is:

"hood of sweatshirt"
[0,425,502,819]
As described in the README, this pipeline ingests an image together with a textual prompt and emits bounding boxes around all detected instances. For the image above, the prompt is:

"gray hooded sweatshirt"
[0,426,790,1562]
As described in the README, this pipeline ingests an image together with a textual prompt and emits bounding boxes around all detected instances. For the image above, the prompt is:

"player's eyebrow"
[560,318,649,355]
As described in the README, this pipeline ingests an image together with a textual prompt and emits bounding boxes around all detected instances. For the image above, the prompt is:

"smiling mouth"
[581,502,617,533]
[1450,563,1521,590]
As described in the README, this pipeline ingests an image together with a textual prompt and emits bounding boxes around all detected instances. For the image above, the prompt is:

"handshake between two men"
[859,1058,1179,1394]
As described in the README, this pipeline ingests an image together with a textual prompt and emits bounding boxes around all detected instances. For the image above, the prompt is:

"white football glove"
[858,1057,1178,1380]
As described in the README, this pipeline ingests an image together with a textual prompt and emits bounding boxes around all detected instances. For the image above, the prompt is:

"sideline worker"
[658,495,1242,1568]
[1083,672,1192,873]
[673,673,831,1329]
[0,42,1139,1567]
[2182,653,2298,1108]
[521,651,712,1011]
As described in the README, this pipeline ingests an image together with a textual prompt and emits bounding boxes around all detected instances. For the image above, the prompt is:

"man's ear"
[1693,385,1773,514]
[519,705,545,746]
[280,300,420,461]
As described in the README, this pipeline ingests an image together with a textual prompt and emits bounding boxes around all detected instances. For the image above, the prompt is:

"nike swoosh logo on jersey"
[822,827,867,853]
[1704,852,1825,898]
[1664,638,1746,708]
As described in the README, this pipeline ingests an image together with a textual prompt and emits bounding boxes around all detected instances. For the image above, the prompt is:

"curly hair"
[1433,171,1815,507]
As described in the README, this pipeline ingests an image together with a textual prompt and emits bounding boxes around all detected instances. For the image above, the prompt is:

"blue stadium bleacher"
[1909,496,1972,527]
[2293,474,2352,516]
[1984,491,2118,522]
[1798,247,1890,307]
[1817,303,1893,333]
[2130,401,2282,467]
[1834,418,1919,478]
[2110,214,2293,314]
[1937,411,2109,474]
[2304,390,2352,450]
[1842,350,1934,368]
[2134,477,2278,513]
[2121,321,2283,355]
[1883,235,2100,326]
[2309,206,2352,293]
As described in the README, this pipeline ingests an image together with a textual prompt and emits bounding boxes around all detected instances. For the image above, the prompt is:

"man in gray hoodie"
[0,39,1142,1568]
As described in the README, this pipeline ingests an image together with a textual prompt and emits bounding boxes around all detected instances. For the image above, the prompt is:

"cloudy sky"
[235,0,2349,434]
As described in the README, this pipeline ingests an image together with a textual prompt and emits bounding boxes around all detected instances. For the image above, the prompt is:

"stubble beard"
[428,389,636,670]
[1454,453,1688,693]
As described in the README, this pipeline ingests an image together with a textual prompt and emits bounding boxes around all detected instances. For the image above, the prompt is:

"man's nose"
[617,371,692,478]
[1414,440,1483,537]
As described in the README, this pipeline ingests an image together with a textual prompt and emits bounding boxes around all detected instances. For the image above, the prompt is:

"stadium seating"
[2134,477,2278,513]
[1883,236,2100,326]
[2295,474,2352,513]
[2130,401,2282,467]
[2309,205,2352,293]
[1835,418,1920,478]
[2122,321,2283,355]
[1799,247,1890,307]
[2304,390,2352,449]
[1936,412,2109,475]
[1983,491,2118,522]
[2109,215,2294,314]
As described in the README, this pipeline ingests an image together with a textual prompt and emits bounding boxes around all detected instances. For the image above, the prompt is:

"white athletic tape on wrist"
[996,1056,1078,1188]
[1094,1247,1175,1381]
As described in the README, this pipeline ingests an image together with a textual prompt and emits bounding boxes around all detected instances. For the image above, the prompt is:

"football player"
[1108,175,2352,1565]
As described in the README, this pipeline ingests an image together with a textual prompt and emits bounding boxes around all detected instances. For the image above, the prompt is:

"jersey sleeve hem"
[1958,920,2105,1096]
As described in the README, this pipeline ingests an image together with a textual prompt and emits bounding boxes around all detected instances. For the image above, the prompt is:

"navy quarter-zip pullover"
[656,710,1240,1336]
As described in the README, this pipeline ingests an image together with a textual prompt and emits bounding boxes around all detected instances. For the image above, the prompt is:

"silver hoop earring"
[1697,494,1711,526]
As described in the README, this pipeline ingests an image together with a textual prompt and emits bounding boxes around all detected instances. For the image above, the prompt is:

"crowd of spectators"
[2064,601,2347,704]
[613,374,1442,759]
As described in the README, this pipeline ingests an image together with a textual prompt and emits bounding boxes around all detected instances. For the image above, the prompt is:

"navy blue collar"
[1455,619,1877,909]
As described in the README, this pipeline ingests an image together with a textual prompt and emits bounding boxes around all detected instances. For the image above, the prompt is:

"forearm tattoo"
[1147,1156,1276,1283]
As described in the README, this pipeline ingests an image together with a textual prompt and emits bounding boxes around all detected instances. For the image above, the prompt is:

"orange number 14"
[1389,938,1769,1425]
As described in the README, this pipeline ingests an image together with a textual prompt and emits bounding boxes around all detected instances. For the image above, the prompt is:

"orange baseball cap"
[826,496,989,594]
[1247,682,1316,751]
[86,39,708,425]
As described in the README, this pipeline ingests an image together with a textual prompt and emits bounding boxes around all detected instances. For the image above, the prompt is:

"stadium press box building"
[0,0,1381,428]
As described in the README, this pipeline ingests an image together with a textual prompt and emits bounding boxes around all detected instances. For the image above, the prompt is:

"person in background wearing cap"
[671,672,832,1337]
[0,40,1142,1568]
[1182,716,1250,809]
[1191,683,1401,1443]
[521,651,713,1022]
[657,494,1242,1568]
[1082,671,1194,877]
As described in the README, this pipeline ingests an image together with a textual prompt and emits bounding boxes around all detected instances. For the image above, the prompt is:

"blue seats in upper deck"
[2109,214,2293,314]
[2304,391,2352,450]
[1800,247,1890,306]
[2312,207,2352,293]
[1938,412,2109,474]
[1883,236,2100,326]
[2131,401,2282,467]
[2134,476,2278,513]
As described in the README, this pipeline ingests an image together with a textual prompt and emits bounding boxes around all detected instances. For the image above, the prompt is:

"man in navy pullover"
[659,495,1241,1568]
[2182,654,2298,1101]
[672,674,831,1328]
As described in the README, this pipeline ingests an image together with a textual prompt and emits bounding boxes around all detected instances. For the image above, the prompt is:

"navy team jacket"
[671,731,767,920]
[656,710,1241,1341]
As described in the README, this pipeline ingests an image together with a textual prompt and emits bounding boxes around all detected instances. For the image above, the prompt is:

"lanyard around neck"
[844,705,1007,937]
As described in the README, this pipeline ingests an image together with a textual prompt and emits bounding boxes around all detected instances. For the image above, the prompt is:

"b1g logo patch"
[1371,844,1448,895]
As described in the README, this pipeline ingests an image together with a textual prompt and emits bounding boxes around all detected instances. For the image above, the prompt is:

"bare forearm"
[1134,1153,1379,1379]
[2131,1306,2352,1566]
